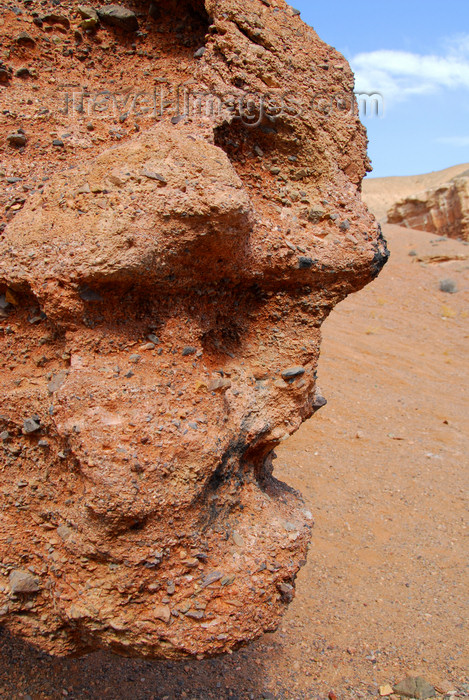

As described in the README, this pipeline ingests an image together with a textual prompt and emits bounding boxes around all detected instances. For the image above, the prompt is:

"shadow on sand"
[0,627,283,700]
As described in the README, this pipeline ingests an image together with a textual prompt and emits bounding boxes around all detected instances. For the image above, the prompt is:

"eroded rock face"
[0,0,388,658]
[387,176,469,241]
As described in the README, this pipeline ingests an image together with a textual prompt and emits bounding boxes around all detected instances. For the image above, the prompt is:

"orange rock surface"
[0,0,387,657]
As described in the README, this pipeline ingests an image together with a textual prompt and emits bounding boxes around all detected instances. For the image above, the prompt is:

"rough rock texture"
[0,0,388,658]
[387,175,469,241]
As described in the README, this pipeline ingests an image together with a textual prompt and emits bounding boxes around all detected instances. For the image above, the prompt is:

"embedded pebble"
[9,570,39,594]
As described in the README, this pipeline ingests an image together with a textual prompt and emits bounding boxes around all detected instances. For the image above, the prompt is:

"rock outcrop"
[0,0,388,658]
[387,175,469,241]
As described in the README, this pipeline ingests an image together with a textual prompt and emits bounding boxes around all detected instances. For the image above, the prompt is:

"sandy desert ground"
[362,164,469,221]
[1,222,467,699]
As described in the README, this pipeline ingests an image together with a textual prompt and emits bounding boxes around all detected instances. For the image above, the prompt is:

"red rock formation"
[387,176,469,241]
[0,0,387,657]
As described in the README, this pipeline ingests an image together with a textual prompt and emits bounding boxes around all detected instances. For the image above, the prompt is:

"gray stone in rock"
[208,377,231,392]
[339,219,351,231]
[7,133,26,148]
[77,5,99,21]
[298,256,313,269]
[277,581,294,602]
[232,531,244,547]
[23,417,41,434]
[308,209,324,223]
[48,370,68,394]
[194,46,206,58]
[291,7,301,15]
[129,354,141,363]
[182,346,197,356]
[9,569,40,594]
[141,168,167,184]
[281,366,305,380]
[439,278,458,294]
[393,676,436,699]
[96,4,139,32]
[57,525,73,540]
[52,138,64,148]
[28,311,47,324]
[292,168,308,180]
[16,31,35,47]
[15,67,32,78]
[147,333,160,345]
[0,68,11,83]
[185,609,204,619]
[200,571,223,588]
[41,13,70,28]
[312,394,327,410]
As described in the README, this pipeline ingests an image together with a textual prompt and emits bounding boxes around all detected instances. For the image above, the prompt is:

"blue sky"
[293,1,469,178]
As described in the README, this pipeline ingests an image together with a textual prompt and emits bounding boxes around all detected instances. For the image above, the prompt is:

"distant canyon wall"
[387,176,469,242]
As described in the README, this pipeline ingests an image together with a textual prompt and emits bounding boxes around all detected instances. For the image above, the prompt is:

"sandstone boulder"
[0,0,387,658]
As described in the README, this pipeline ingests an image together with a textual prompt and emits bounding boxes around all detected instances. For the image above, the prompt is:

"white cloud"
[445,33,469,57]
[436,136,469,147]
[351,34,469,104]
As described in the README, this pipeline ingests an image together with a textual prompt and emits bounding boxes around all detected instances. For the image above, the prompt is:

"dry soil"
[0,225,467,699]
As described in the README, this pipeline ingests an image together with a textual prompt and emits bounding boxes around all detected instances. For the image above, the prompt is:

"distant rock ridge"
[361,163,469,222]
[387,176,469,242]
